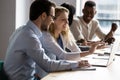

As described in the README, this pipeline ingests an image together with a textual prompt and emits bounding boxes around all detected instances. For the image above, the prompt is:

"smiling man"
[70,0,117,45]
[3,0,91,80]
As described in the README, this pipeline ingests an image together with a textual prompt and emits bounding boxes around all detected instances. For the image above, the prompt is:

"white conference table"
[41,56,120,80]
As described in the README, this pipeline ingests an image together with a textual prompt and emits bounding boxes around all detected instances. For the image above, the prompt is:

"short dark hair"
[30,0,56,21]
[61,3,75,26]
[84,1,96,7]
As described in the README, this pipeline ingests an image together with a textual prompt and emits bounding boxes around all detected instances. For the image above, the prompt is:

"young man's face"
[41,7,55,31]
[82,6,96,23]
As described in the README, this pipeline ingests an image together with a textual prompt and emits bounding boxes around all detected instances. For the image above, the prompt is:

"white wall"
[0,0,33,60]
[0,0,16,60]
[50,0,80,16]
[51,0,76,7]
[16,0,33,29]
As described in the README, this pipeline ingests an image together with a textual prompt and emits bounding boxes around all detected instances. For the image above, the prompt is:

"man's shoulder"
[72,17,80,24]
[91,18,99,23]
[42,31,51,37]
[40,31,53,41]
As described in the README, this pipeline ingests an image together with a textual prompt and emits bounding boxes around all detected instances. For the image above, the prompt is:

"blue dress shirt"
[57,35,64,49]
[4,21,79,80]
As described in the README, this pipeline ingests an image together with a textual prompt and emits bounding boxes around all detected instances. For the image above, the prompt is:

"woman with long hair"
[40,6,105,60]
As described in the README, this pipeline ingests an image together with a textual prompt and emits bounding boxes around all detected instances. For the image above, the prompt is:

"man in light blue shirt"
[4,0,90,80]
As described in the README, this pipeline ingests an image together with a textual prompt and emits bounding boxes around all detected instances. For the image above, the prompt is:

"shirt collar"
[81,16,92,27]
[27,20,42,38]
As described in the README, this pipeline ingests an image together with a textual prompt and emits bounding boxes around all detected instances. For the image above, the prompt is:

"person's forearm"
[104,23,117,41]
[80,51,92,57]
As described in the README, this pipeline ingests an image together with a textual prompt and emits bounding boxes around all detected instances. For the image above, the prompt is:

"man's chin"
[41,24,48,31]
[87,18,92,20]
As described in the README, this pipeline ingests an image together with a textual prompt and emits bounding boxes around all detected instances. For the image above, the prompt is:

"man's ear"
[41,12,47,20]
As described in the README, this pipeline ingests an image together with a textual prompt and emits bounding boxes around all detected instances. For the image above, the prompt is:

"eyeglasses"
[49,14,55,20]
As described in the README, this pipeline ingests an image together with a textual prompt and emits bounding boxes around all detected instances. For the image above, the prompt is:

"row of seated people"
[3,0,117,80]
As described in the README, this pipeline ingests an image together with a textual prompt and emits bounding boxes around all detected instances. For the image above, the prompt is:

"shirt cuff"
[68,61,79,69]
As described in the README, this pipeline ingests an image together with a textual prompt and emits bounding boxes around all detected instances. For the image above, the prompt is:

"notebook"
[90,43,116,67]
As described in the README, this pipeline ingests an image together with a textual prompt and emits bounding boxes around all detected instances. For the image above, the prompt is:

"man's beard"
[41,23,48,31]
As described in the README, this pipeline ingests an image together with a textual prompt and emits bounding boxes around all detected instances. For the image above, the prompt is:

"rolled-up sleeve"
[95,21,106,40]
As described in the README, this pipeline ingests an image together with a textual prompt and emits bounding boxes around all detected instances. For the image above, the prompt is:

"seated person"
[61,3,90,51]
[61,3,76,26]
[40,6,105,61]
[3,1,90,80]
[70,1,117,45]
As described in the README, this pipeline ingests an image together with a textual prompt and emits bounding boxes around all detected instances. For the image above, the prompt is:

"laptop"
[89,43,117,67]
[114,39,120,56]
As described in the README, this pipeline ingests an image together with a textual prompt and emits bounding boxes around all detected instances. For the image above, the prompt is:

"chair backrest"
[0,60,4,71]
[0,60,9,80]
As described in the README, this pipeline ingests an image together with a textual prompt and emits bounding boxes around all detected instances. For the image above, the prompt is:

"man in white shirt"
[4,1,90,80]
[70,1,117,45]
